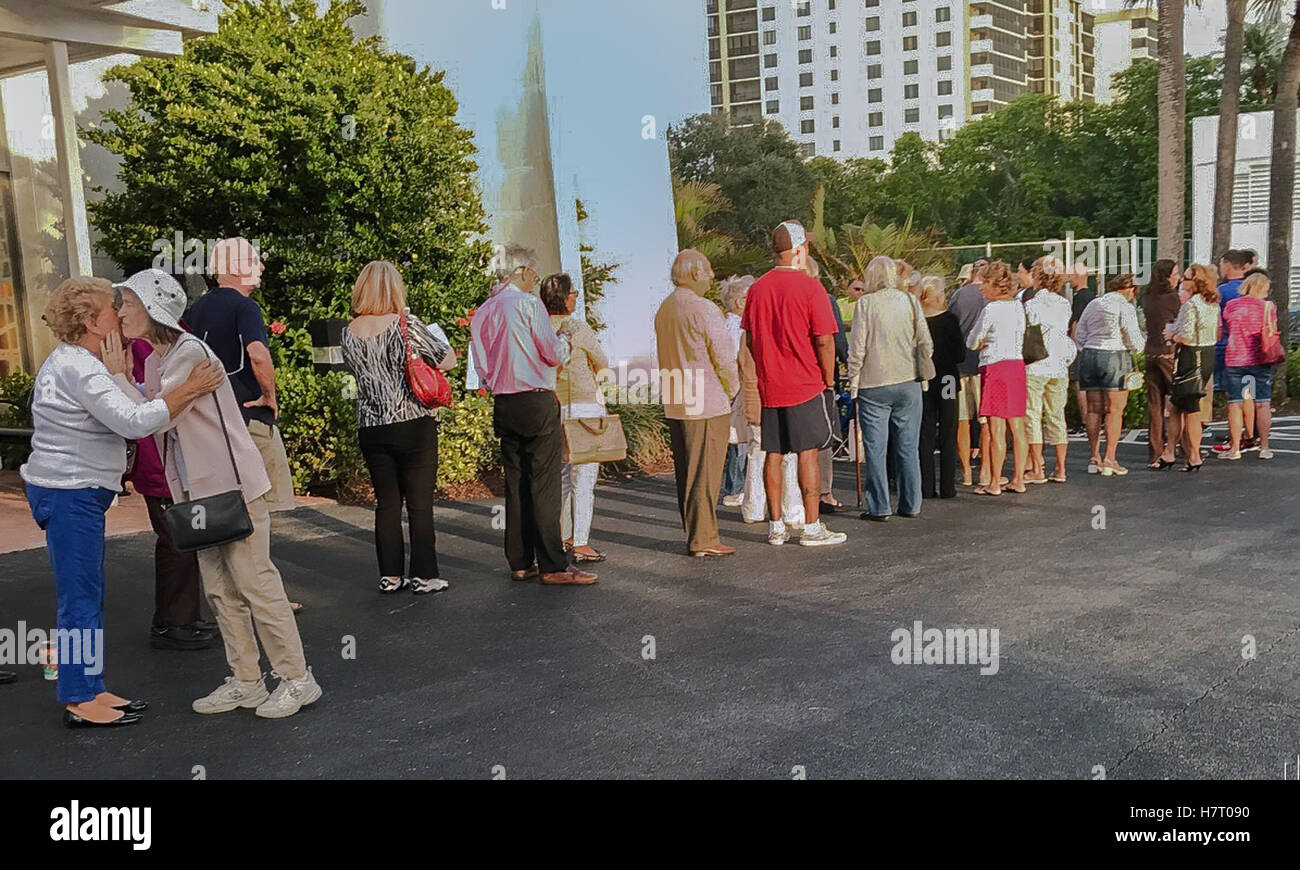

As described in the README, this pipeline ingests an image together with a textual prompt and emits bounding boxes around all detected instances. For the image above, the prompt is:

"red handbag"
[400,313,452,408]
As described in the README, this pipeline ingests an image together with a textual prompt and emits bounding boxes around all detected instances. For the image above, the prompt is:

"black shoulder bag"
[161,340,254,552]
[1021,302,1049,365]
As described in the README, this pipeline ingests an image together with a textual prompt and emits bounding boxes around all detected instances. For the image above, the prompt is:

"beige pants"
[248,420,297,513]
[1025,374,1068,446]
[198,495,307,682]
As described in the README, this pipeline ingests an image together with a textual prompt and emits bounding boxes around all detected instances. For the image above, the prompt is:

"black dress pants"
[359,416,440,580]
[494,391,567,574]
[144,495,203,628]
[919,378,958,499]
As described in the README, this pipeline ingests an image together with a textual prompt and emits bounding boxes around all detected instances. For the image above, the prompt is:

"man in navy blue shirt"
[1212,250,1257,453]
[186,238,298,511]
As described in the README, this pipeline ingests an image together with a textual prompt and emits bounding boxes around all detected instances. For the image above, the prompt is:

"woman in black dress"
[919,276,965,499]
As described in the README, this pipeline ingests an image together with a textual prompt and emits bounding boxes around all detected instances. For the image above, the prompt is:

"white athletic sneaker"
[1259,449,1275,460]
[255,667,322,719]
[721,494,743,507]
[800,525,847,547]
[411,577,449,595]
[192,675,269,714]
[768,525,790,546]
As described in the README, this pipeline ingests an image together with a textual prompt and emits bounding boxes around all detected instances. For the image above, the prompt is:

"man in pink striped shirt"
[470,245,597,586]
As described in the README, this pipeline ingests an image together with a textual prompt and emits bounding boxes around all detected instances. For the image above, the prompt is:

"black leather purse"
[161,344,254,553]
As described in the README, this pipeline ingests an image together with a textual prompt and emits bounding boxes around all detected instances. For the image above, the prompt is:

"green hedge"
[0,370,34,469]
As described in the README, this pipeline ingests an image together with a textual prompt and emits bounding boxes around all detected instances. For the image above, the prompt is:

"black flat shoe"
[64,710,142,729]
[859,513,890,522]
[113,699,149,714]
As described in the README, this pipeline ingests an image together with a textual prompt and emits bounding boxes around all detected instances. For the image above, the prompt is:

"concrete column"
[43,40,92,277]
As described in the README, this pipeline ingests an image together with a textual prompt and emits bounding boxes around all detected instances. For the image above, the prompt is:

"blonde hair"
[671,249,712,287]
[1240,273,1271,300]
[352,261,408,316]
[43,277,115,344]
[863,256,898,294]
[919,275,946,306]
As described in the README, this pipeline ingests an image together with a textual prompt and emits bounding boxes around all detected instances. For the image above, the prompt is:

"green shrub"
[436,392,500,489]
[277,366,364,493]
[608,401,672,471]
[0,371,34,469]
[1123,353,1149,430]
[1288,349,1300,398]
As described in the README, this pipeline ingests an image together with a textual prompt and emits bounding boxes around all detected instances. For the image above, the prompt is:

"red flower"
[455,317,469,328]
[477,388,487,397]
[454,348,463,357]
[269,320,287,336]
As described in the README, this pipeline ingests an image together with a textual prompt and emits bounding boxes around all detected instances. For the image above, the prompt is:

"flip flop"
[972,486,1002,497]
[1048,474,1067,483]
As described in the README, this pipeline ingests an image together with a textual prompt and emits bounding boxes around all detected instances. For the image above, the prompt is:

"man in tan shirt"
[654,250,740,557]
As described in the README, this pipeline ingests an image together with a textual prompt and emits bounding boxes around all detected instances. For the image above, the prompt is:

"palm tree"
[671,176,737,263]
[1213,0,1249,262]
[1256,0,1300,376]
[1243,18,1287,104]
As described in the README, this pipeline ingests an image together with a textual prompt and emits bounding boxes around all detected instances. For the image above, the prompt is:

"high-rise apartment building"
[705,0,1095,161]
[1093,6,1158,103]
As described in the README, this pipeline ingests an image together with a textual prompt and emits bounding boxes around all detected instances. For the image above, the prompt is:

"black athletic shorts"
[760,390,835,455]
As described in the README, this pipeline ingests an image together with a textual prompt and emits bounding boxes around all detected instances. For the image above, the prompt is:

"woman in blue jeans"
[20,278,223,728]
[845,257,932,520]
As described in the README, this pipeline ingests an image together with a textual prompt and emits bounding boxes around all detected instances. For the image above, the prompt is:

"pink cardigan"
[116,335,271,503]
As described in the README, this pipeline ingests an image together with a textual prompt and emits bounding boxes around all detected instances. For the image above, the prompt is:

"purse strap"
[163,335,243,488]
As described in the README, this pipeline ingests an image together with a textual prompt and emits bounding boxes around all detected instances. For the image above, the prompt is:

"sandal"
[972,486,1002,497]
[573,548,606,564]
[1148,458,1176,470]
[378,577,408,594]
[1178,461,1203,473]
[1048,473,1067,483]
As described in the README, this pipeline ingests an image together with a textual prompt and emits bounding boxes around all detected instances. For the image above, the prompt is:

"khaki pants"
[666,415,729,552]
[1025,374,1068,446]
[248,420,296,513]
[198,495,307,682]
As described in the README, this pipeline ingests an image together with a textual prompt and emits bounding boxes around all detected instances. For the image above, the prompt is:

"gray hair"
[919,275,946,304]
[718,275,756,314]
[493,244,538,283]
[863,255,899,294]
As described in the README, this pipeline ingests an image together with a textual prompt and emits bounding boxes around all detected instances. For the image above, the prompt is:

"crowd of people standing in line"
[10,217,1286,726]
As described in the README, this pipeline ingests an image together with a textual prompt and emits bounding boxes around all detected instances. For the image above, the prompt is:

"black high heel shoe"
[1150,458,1176,470]
[64,709,143,729]
[1179,462,1203,473]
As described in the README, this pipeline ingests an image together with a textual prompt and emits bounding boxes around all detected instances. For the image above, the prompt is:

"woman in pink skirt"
[966,262,1028,495]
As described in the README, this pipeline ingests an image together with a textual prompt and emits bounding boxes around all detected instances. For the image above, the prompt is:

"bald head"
[210,237,265,295]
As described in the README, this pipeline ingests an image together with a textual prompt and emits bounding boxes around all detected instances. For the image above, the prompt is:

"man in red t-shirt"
[741,221,847,548]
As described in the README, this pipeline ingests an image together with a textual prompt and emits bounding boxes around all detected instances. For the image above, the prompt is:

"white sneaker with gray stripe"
[192,675,269,714]
[255,667,323,719]
[799,525,847,547]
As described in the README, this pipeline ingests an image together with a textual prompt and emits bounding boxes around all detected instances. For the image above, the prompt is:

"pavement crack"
[1111,624,1300,774]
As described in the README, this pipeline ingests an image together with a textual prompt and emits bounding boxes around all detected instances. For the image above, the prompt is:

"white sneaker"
[255,667,322,719]
[411,577,449,595]
[800,525,847,547]
[1259,449,1275,460]
[721,494,743,507]
[192,675,269,714]
[768,526,790,546]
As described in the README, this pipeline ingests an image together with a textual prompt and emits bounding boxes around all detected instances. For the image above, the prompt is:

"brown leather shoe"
[510,565,540,582]
[689,544,736,558]
[540,567,598,586]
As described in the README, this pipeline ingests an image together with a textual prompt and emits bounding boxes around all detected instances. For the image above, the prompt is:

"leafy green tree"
[86,0,491,363]
[667,113,817,247]
[576,199,617,335]
[807,155,888,231]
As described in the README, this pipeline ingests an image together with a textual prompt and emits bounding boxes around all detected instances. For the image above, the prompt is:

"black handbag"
[1171,345,1206,412]
[161,343,254,553]
[1021,304,1049,365]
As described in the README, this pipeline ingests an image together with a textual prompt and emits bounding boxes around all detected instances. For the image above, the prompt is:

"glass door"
[0,171,26,377]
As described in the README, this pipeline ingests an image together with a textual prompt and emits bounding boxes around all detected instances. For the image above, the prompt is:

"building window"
[796,0,810,16]
[936,31,951,48]
[865,16,879,31]
[764,53,778,68]
[763,30,776,45]
[937,55,952,72]
[867,64,881,79]
[869,112,883,127]
[938,80,953,96]
[902,35,917,51]
[903,11,916,26]
[800,72,814,86]
[905,107,920,123]
[904,83,919,99]
[833,140,841,152]
[766,76,779,91]
[868,88,882,102]
[801,119,815,134]
[767,100,780,114]
[830,45,838,57]
[799,48,813,64]
[869,136,884,151]
[829,21,836,34]
[832,115,840,128]
[866,40,881,56]
[762,6,775,20]
[938,104,953,119]
[798,25,812,40]
[830,68,839,81]
[831,91,840,105]
[904,59,918,75]
[801,142,816,157]
[801,95,815,110]
[936,7,951,23]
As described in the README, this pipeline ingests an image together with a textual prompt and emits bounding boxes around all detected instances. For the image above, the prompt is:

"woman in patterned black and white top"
[342,261,454,595]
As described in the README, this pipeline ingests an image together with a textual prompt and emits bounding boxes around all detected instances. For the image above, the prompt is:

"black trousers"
[494,391,566,574]
[919,379,958,499]
[144,495,202,628]
[359,416,440,580]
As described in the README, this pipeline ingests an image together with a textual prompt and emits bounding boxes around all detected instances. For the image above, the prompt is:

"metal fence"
[920,234,1191,287]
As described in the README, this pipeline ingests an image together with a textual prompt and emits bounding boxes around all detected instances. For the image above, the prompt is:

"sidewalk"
[0,470,333,555]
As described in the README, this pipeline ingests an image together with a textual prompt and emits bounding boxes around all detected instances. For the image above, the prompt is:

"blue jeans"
[26,485,116,704]
[721,443,747,497]
[857,382,923,518]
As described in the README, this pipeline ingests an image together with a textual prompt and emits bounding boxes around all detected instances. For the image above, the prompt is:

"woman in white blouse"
[21,278,223,728]
[1023,258,1076,484]
[966,261,1028,496]
[1074,273,1145,476]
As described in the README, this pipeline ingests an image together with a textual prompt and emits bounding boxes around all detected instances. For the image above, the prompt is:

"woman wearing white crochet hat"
[108,269,321,720]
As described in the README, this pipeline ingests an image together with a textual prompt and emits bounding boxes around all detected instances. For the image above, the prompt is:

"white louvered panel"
[1231,161,1270,224]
